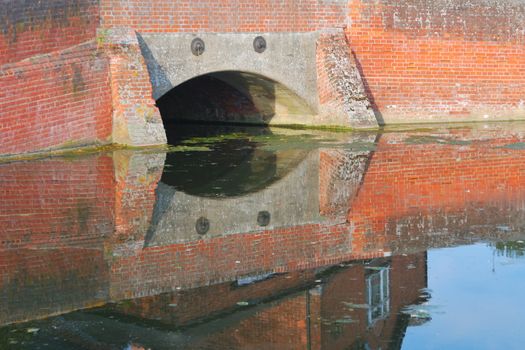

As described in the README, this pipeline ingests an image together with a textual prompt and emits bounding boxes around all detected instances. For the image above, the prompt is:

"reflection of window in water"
[366,265,390,326]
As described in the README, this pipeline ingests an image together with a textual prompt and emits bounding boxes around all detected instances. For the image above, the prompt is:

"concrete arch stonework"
[103,28,378,147]
[143,31,378,127]
[140,32,321,109]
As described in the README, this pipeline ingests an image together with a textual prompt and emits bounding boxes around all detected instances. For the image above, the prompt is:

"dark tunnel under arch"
[155,70,316,127]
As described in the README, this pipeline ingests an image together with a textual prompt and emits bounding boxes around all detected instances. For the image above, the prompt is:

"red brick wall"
[99,0,347,32]
[97,0,525,123]
[0,41,113,156]
[110,223,355,299]
[0,0,100,66]
[346,0,525,123]
[3,0,525,157]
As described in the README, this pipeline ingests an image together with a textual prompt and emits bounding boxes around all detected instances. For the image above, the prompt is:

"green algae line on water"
[403,135,472,146]
[167,145,212,152]
[499,142,525,150]
[176,131,376,153]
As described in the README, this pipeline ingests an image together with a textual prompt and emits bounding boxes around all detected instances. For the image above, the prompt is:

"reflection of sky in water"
[403,243,525,350]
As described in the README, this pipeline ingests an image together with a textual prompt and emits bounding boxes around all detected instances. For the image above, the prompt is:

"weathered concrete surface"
[140,33,318,107]
[317,31,377,127]
[139,31,377,128]
[102,28,167,146]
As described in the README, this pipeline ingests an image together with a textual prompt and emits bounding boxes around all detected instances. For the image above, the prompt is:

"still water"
[2,123,525,349]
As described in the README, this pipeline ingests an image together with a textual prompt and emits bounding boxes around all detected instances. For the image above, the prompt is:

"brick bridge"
[1,0,525,156]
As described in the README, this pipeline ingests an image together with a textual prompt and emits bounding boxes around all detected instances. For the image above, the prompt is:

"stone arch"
[133,31,377,133]
[138,32,321,126]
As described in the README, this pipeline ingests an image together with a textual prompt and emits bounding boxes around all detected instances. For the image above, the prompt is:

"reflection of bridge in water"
[3,125,525,347]
[16,252,427,350]
[0,130,376,327]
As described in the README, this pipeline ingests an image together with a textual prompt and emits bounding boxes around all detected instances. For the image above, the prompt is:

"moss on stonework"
[96,28,109,47]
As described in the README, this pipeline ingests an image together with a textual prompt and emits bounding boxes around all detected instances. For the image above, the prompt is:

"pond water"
[2,123,525,349]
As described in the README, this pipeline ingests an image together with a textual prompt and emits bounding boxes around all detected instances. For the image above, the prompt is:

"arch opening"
[156,71,316,130]
[155,71,315,198]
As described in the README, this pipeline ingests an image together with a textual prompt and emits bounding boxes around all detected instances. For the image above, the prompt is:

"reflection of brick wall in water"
[0,151,162,249]
[318,253,427,349]
[0,155,116,325]
[189,293,311,350]
[114,271,317,327]
[121,253,425,349]
[319,149,371,217]
[320,150,348,216]
[0,152,164,325]
[111,152,165,243]
[349,134,525,254]
[0,155,115,249]
[185,253,426,349]
[110,223,354,300]
[0,248,109,325]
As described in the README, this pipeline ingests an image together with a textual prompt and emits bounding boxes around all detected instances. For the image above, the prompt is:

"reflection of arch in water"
[145,131,378,247]
[160,125,309,198]
[145,150,323,247]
